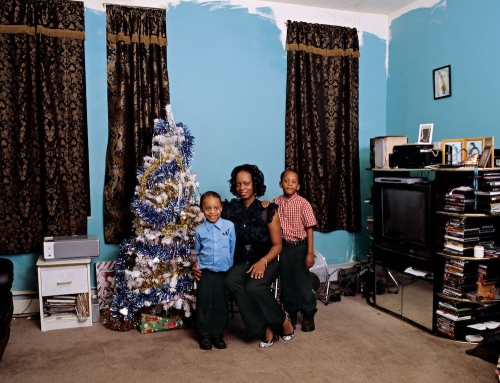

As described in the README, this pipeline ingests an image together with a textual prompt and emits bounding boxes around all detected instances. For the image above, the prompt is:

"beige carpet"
[1,295,496,383]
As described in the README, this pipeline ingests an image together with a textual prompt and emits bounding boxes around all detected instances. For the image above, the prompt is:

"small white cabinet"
[37,256,92,331]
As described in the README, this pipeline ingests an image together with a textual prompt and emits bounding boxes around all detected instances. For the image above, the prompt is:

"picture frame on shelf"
[464,138,485,158]
[485,137,495,166]
[433,65,451,99]
[441,139,463,165]
[418,123,433,144]
[479,147,492,168]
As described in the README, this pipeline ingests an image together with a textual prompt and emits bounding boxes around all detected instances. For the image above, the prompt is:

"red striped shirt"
[273,193,317,242]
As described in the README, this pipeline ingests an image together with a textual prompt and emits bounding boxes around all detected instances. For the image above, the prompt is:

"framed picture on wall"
[433,65,451,99]
[418,123,433,144]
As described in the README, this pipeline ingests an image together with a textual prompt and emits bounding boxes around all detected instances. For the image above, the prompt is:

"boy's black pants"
[279,242,317,317]
[195,269,229,337]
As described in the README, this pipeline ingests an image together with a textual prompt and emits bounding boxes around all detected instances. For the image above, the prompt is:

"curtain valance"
[286,43,359,58]
[107,32,167,46]
[0,24,85,40]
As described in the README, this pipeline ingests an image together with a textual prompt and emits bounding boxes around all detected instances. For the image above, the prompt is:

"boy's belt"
[283,239,306,247]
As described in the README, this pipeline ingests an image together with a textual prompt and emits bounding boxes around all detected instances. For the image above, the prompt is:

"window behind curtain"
[285,21,361,233]
[103,5,170,244]
[0,0,89,255]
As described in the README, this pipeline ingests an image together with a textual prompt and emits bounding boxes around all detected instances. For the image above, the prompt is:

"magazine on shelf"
[467,321,500,330]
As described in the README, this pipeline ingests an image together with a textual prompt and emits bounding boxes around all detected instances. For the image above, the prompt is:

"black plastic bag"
[466,332,500,364]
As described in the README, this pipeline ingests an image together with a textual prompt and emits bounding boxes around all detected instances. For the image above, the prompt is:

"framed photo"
[418,123,433,144]
[464,138,485,158]
[442,139,463,165]
[479,146,492,168]
[433,65,451,99]
[485,137,495,166]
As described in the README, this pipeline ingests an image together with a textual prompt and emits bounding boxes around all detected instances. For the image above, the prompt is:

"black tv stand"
[373,245,441,333]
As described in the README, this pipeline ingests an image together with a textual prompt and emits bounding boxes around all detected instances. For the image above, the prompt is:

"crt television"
[373,177,435,260]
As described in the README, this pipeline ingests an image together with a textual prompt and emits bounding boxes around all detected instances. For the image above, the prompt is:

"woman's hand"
[262,200,271,208]
[246,209,283,279]
[192,260,202,281]
[246,258,267,279]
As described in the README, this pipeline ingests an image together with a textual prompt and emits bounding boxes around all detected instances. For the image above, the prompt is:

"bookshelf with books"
[435,254,500,340]
[434,169,500,340]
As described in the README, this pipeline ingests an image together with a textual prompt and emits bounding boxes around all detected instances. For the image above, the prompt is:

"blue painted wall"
[3,2,387,292]
[387,0,500,142]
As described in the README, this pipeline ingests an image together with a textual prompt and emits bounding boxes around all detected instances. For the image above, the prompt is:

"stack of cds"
[476,173,500,214]
[443,186,475,213]
[442,258,478,299]
[443,217,480,256]
[436,300,473,339]
[478,263,500,286]
[443,217,495,256]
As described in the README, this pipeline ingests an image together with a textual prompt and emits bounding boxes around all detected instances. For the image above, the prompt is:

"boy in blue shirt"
[194,191,236,350]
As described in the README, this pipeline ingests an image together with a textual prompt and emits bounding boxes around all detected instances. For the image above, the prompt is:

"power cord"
[16,298,34,315]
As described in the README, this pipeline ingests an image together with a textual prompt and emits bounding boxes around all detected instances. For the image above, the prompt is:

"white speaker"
[43,235,99,260]
[374,136,407,168]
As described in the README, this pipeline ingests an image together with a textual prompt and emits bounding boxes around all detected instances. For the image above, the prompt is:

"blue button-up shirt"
[195,218,236,272]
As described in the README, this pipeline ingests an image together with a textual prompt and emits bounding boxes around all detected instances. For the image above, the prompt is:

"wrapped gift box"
[140,311,185,333]
[103,309,135,332]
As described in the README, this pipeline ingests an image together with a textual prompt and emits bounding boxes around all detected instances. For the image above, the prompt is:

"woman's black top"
[222,199,277,264]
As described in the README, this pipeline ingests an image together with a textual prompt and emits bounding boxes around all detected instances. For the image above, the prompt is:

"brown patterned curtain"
[0,0,89,255]
[104,5,170,244]
[285,21,361,233]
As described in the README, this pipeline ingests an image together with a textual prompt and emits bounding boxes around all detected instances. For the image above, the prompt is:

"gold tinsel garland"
[135,149,191,237]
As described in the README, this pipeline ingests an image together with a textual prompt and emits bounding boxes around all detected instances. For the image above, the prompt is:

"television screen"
[374,178,434,259]
[382,189,426,245]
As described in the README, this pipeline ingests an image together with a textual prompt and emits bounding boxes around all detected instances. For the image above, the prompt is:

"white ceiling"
[260,0,420,15]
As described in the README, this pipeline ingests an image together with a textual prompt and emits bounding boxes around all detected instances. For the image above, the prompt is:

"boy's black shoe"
[289,312,298,330]
[302,316,315,332]
[211,335,227,349]
[199,336,212,350]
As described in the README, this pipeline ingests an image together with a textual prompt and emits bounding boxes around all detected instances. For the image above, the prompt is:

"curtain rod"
[102,3,168,10]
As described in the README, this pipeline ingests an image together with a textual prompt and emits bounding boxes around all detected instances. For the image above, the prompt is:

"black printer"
[389,144,442,168]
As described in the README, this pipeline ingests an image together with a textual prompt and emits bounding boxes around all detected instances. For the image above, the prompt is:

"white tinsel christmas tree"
[110,105,201,327]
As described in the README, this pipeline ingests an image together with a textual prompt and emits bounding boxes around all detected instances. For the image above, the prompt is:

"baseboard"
[12,291,40,315]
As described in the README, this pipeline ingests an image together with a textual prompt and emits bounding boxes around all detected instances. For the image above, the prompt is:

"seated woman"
[193,164,294,348]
